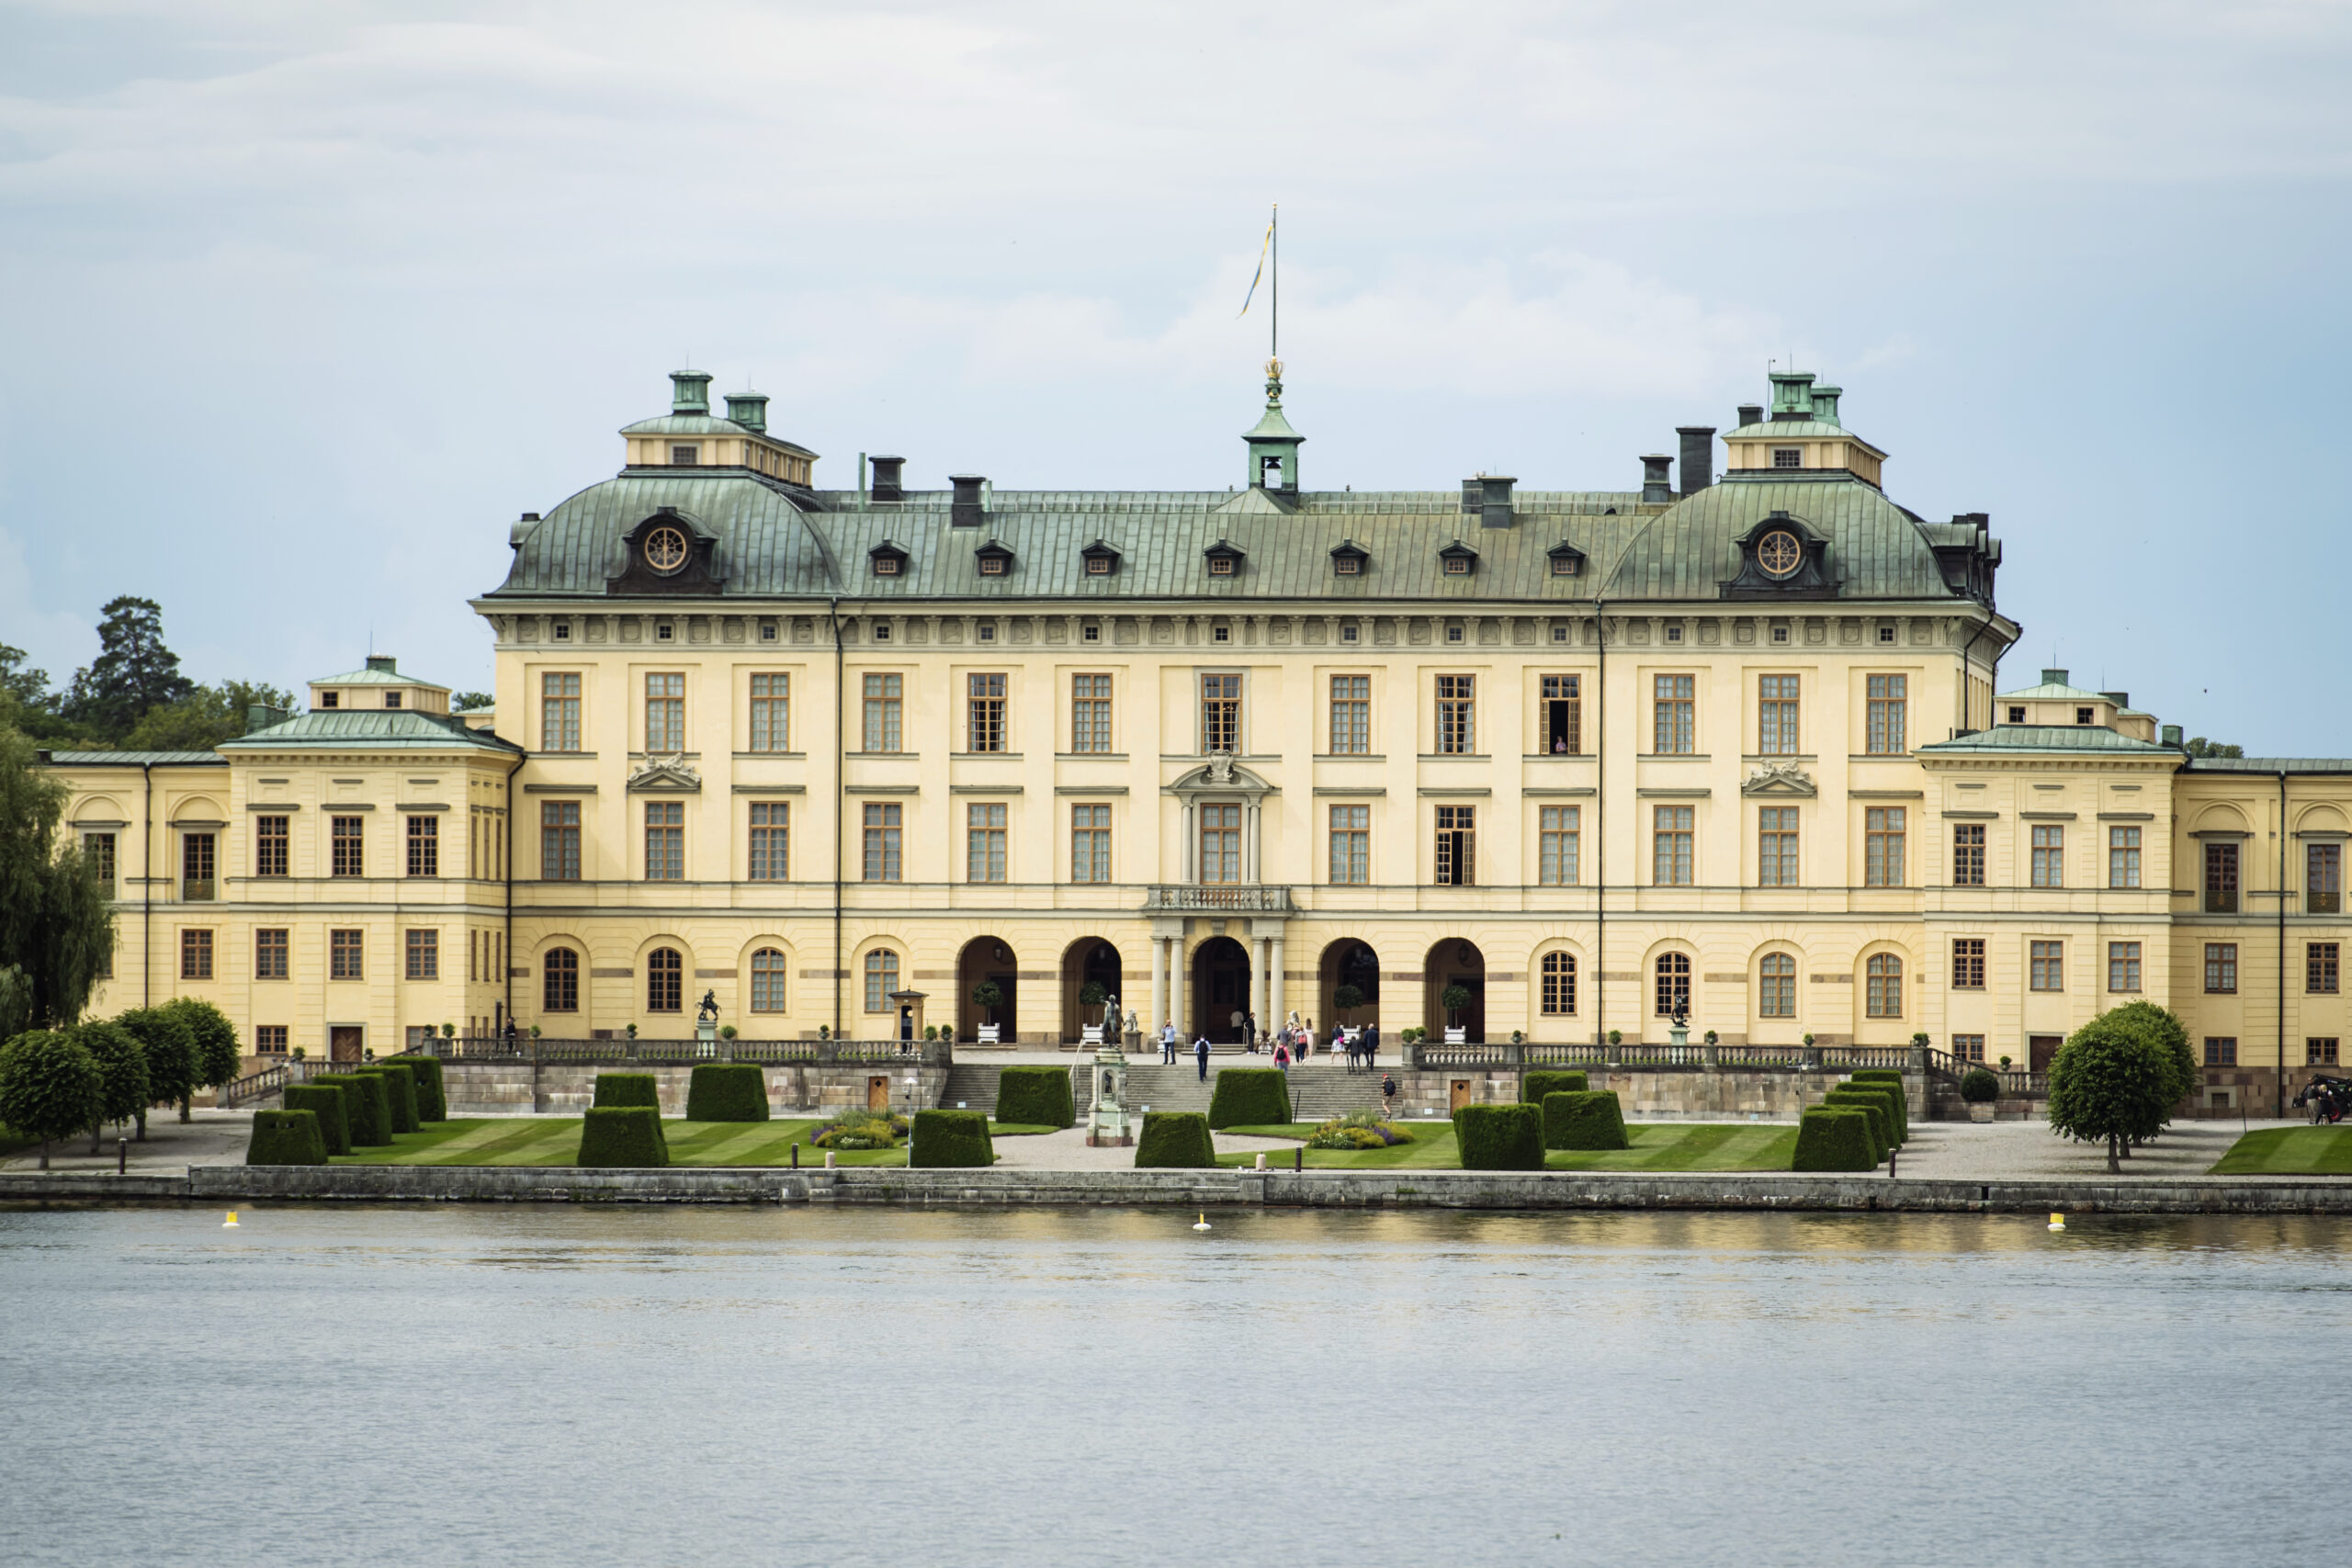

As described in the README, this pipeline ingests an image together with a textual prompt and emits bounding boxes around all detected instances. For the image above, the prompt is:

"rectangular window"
[2030,825,2064,888]
[406,815,438,877]
[967,672,1008,753]
[1329,675,1370,755]
[1865,954,1903,1019]
[1436,674,1476,755]
[967,802,1008,883]
[645,673,684,753]
[1758,953,1796,1018]
[2205,1037,2238,1067]
[541,672,582,752]
[750,672,789,752]
[1952,823,1985,886]
[671,444,698,465]
[1328,805,1368,886]
[1071,674,1113,754]
[1866,674,1907,755]
[1541,674,1580,754]
[255,1026,288,1055]
[749,802,788,881]
[1758,674,1800,756]
[405,929,438,980]
[2310,1038,2341,1066]
[2109,941,2142,993]
[2310,942,2340,994]
[329,928,362,980]
[179,928,213,980]
[254,817,288,879]
[2109,826,2141,888]
[1758,807,1799,886]
[1772,446,1802,468]
[2205,841,2240,913]
[2205,942,2238,994]
[1071,805,1113,883]
[182,831,215,901]
[1540,953,1577,1016]
[1435,806,1476,886]
[862,673,903,752]
[330,818,363,878]
[1199,803,1241,884]
[1951,938,1986,989]
[1201,673,1241,753]
[2030,940,2064,992]
[864,950,899,1013]
[863,803,902,882]
[1865,807,1906,887]
[540,800,581,881]
[1654,806,1694,886]
[1952,1033,1985,1064]
[643,801,683,881]
[1539,806,1580,887]
[84,831,117,899]
[2310,843,2342,914]
[255,928,288,980]
[1653,674,1694,754]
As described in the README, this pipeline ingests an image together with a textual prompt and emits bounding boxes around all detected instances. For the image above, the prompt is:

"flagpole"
[1271,203,1278,362]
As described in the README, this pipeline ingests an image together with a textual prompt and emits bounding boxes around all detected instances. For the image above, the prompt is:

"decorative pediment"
[628,754,703,794]
[1721,509,1838,599]
[1166,754,1276,797]
[1741,760,1817,798]
[609,506,723,596]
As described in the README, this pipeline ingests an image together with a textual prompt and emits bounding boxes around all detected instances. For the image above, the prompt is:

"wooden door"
[330,1027,362,1064]
[867,1076,890,1111]
[2029,1035,2063,1074]
[1449,1078,1473,1112]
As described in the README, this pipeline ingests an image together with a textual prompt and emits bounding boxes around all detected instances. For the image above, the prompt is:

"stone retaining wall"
[1386,1066,1927,1122]
[441,1062,948,1117]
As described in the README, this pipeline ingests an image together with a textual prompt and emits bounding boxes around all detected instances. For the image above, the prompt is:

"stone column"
[1169,937,1186,1036]
[1270,929,1287,1032]
[1250,935,1267,1043]
[1150,939,1168,1038]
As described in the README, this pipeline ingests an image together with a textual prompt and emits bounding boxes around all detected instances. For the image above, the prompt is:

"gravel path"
[1881,1117,2301,1181]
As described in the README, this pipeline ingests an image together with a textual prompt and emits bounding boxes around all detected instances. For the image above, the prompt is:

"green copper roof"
[219,711,521,755]
[1724,419,1852,440]
[1243,401,1303,444]
[1918,725,2179,756]
[40,750,225,767]
[1996,678,2110,701]
[311,661,448,690]
[618,413,818,458]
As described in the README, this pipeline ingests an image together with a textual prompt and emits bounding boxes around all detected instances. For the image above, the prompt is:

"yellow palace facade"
[44,367,2352,1114]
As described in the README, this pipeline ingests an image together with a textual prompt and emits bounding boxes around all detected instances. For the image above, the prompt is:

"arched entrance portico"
[1060,939,1124,1043]
[1192,935,1252,1043]
[1423,939,1486,1042]
[1319,940,1380,1034]
[956,937,1019,1043]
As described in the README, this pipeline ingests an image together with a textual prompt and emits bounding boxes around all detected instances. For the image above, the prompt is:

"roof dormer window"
[385,691,402,709]
[2008,705,2027,724]
[320,691,339,709]
[1772,447,1802,468]
[671,445,699,466]
[2076,706,2095,726]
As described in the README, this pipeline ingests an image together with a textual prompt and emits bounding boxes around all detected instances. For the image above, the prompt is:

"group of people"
[1152,1011,1383,1076]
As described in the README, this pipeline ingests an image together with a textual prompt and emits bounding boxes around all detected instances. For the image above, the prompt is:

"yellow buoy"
[1192,1212,1212,1231]
[223,1212,239,1227]
[2048,1212,2065,1231]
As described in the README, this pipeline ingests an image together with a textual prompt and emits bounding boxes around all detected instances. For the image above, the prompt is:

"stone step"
[938,1065,1001,1116]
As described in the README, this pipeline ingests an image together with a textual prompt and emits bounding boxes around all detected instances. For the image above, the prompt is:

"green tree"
[1333,984,1365,1023]
[164,997,241,1114]
[121,680,298,752]
[0,728,116,1028]
[74,1020,148,1154]
[64,596,196,740]
[2046,1015,2176,1173]
[115,1006,195,1140]
[0,1028,103,1169]
[0,643,80,741]
[451,691,495,712]
[2183,737,2245,760]
[2099,999,2198,1135]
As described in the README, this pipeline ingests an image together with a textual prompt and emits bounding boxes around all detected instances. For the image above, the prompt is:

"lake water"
[2,1205,2346,1566]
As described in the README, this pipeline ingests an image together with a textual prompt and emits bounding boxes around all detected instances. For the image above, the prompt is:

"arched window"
[647,948,683,1012]
[1540,952,1577,1016]
[751,948,787,1013]
[543,947,579,1013]
[1866,953,1904,1019]
[864,949,899,1013]
[1655,952,1691,1018]
[1758,953,1797,1018]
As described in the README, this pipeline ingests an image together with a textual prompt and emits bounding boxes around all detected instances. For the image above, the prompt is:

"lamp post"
[904,1072,919,1162]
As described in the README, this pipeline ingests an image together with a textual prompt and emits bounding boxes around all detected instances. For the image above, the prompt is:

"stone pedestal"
[1086,1043,1133,1147]
[696,1020,718,1059]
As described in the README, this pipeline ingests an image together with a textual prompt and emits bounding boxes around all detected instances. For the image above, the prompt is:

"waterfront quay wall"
[440,1062,948,1117]
[1388,1065,1916,1122]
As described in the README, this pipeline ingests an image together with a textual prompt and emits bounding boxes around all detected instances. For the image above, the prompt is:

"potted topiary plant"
[1962,1066,2000,1122]
[1510,1029,1524,1045]
[1079,979,1109,1043]
[1333,985,1365,1030]
[817,1024,830,1041]
[924,1024,939,1042]
[972,980,1005,1044]
[626,1022,639,1041]
[528,1024,542,1039]
[1441,984,1472,1044]
[441,1022,456,1040]
[1704,1030,1719,1045]
[718,1024,738,1040]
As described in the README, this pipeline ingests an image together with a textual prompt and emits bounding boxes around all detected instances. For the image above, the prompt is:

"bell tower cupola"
[1242,358,1305,494]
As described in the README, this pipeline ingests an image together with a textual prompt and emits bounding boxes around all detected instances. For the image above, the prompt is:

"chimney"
[725,391,768,434]
[950,474,986,528]
[1769,370,1816,420]
[244,704,286,733]
[2162,723,2185,748]
[869,456,905,502]
[366,655,397,674]
[1737,402,1764,429]
[1461,479,1482,515]
[2041,668,2068,686]
[1479,475,1516,529]
[1676,426,1715,495]
[669,368,712,416]
[2100,691,2130,708]
[1641,454,1672,504]
[1808,385,1842,426]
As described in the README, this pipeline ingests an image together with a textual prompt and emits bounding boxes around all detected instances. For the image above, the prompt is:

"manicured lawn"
[1218,1121,1796,1172]
[334,1118,908,1168]
[2210,1125,2352,1175]
[987,1123,1058,1137]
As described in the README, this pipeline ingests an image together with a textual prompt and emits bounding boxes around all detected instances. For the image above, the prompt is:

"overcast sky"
[2,1,2347,746]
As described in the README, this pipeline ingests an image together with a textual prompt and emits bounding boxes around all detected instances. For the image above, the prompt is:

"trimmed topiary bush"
[245,1108,327,1166]
[1845,1071,1910,1141]
[1820,1090,1888,1163]
[577,1107,670,1167]
[314,1073,391,1146]
[1523,1070,1590,1106]
[1134,1111,1217,1168]
[1829,1081,1905,1145]
[357,1064,420,1134]
[995,1065,1076,1129]
[684,1063,770,1122]
[910,1109,993,1167]
[1454,1102,1544,1169]
[594,1073,662,1110]
[282,1084,351,1156]
[1961,1066,2000,1104]
[1542,1090,1629,1150]
[395,1054,447,1121]
[1792,1106,1875,1171]
[1206,1067,1292,1130]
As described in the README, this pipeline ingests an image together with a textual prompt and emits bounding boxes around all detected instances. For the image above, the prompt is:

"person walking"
[1274,1040,1291,1074]
[1160,1019,1178,1066]
[1364,1021,1380,1071]
[1381,1072,1397,1121]
[1194,1032,1211,1083]
[1243,1010,1257,1052]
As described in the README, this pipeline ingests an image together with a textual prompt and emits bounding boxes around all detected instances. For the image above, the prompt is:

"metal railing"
[417,1035,953,1068]
[220,1052,433,1108]
[1925,1048,2046,1096]
[1403,1041,1925,1073]
[1142,884,1295,913]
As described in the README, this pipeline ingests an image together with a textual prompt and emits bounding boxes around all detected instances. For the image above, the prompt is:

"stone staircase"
[937,1064,1003,1115]
[936,1059,1394,1124]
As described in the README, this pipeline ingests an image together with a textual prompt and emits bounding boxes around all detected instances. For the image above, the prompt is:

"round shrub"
[1542,1090,1629,1151]
[1206,1067,1292,1130]
[0,1029,102,1168]
[995,1065,1076,1129]
[1134,1111,1218,1168]
[1453,1102,1544,1170]
[1792,1106,1875,1171]
[577,1106,669,1168]
[282,1083,351,1156]
[245,1108,326,1166]
[910,1109,993,1168]
[593,1073,661,1110]
[684,1063,769,1122]
[1522,1070,1590,1106]
[1961,1066,2000,1104]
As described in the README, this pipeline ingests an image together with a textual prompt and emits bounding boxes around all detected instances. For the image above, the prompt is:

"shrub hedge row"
[685,1064,770,1122]
[1542,1090,1628,1150]
[995,1066,1076,1129]
[1826,1079,1904,1144]
[1522,1070,1590,1106]
[393,1055,448,1122]
[1844,1071,1910,1141]
[246,1108,326,1166]
[1820,1090,1888,1163]
[314,1073,391,1147]
[910,1109,993,1168]
[1454,1103,1544,1169]
[1791,1106,1874,1171]
[1134,1111,1217,1168]
[577,1107,670,1167]
[594,1073,661,1109]
[357,1064,420,1134]
[1206,1067,1292,1130]
[281,1084,351,1156]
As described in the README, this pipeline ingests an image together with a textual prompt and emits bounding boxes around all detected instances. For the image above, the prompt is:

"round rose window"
[644,525,689,572]
[1757,528,1803,578]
